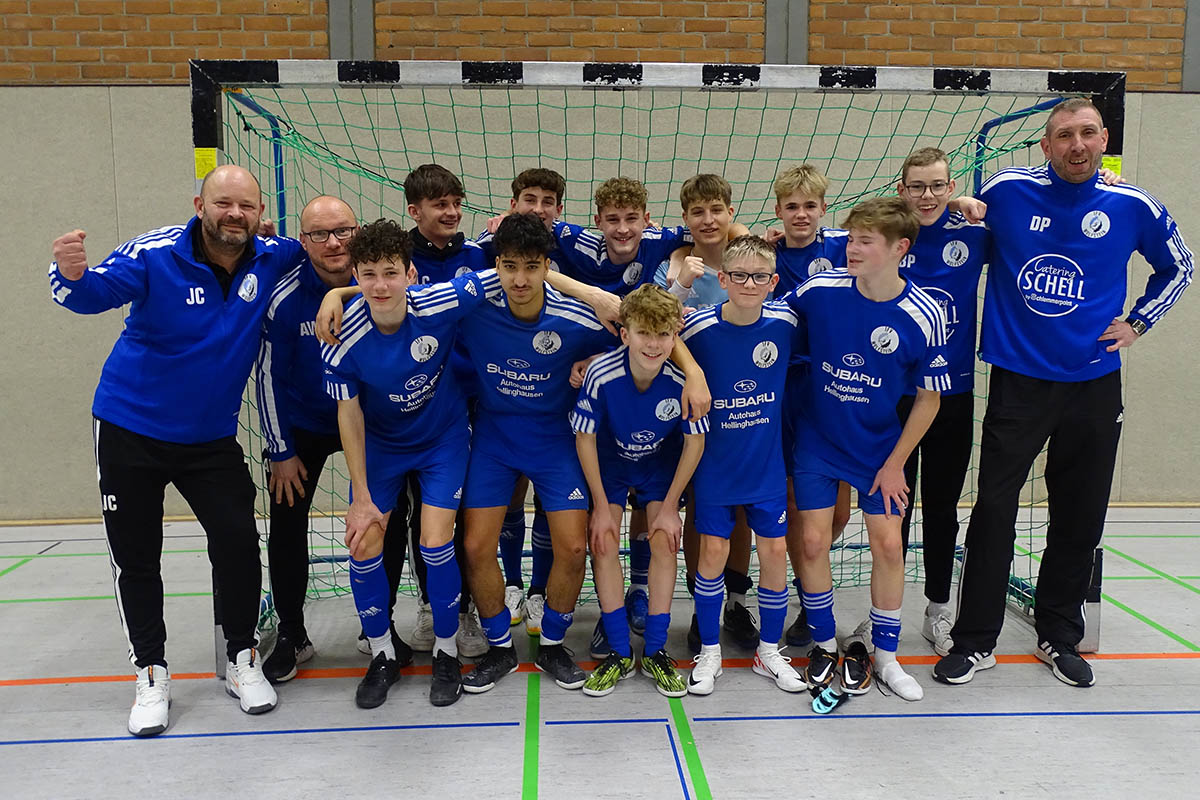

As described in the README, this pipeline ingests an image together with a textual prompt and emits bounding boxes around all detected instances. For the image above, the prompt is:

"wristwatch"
[1126,317,1148,336]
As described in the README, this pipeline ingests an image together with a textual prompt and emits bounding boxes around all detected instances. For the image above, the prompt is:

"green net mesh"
[222,81,1065,629]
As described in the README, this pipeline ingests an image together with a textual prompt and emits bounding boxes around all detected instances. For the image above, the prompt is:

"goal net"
[192,61,1124,651]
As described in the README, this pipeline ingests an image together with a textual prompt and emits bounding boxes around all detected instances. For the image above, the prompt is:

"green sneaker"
[641,648,687,698]
[582,651,635,697]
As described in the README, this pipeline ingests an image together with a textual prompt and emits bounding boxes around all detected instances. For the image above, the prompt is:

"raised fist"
[52,229,89,281]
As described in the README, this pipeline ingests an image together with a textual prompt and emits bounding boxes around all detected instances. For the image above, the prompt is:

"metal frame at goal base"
[190,60,1124,675]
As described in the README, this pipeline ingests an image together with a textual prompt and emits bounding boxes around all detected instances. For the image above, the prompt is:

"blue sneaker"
[589,618,610,660]
[625,587,649,636]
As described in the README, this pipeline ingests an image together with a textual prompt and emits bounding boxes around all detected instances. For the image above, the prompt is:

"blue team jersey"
[458,285,615,424]
[978,164,1193,381]
[557,224,693,296]
[409,230,490,285]
[255,259,342,460]
[784,270,951,480]
[774,227,848,296]
[321,270,501,451]
[679,301,799,505]
[49,217,305,444]
[570,346,709,463]
[899,208,988,396]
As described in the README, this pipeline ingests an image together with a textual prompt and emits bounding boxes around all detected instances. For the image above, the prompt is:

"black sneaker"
[840,641,873,694]
[589,618,610,660]
[931,649,996,685]
[535,643,586,690]
[1036,641,1094,687]
[722,602,760,649]
[356,624,414,667]
[804,644,838,691]
[687,613,701,655]
[355,652,400,709]
[430,650,464,706]
[785,608,813,648]
[263,632,314,684]
[462,645,519,694]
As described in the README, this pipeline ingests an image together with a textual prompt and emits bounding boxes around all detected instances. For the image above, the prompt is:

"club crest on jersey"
[237,273,258,303]
[1081,210,1110,239]
[842,353,865,368]
[456,265,472,278]
[404,374,429,391]
[631,430,656,444]
[1017,254,1085,317]
[807,257,833,277]
[411,335,438,362]
[507,358,531,369]
[622,262,644,286]
[870,326,898,355]
[734,379,758,393]
[942,240,969,267]
[656,398,681,421]
[752,341,779,368]
[532,330,562,355]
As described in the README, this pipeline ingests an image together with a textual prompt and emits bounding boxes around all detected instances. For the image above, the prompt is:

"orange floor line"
[2,651,1198,688]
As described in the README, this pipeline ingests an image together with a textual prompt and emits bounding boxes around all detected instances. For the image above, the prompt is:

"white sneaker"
[457,603,488,658]
[844,618,875,653]
[687,645,723,696]
[922,608,954,657]
[225,648,278,714]
[128,665,170,737]
[410,602,435,652]
[524,593,545,636]
[504,585,525,625]
[752,643,806,693]
[877,660,924,701]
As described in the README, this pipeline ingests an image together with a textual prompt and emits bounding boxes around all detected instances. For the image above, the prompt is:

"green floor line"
[0,558,32,578]
[1100,592,1200,651]
[669,697,711,800]
[0,591,211,604]
[1104,545,1200,598]
[522,673,540,800]
[1104,575,1162,581]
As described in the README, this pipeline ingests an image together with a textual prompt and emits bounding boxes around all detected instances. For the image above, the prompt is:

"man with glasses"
[257,197,414,682]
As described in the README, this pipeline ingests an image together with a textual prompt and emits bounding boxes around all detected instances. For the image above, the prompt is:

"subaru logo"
[404,374,429,391]
[733,379,757,393]
[843,353,865,368]
[507,358,531,369]
[631,430,656,443]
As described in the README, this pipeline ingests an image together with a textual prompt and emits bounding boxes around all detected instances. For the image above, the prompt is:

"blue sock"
[530,510,552,591]
[643,613,670,657]
[481,608,513,648]
[870,605,902,653]
[802,588,836,644]
[349,554,390,639]
[420,541,461,639]
[499,509,526,588]
[629,537,650,589]
[601,609,632,657]
[540,603,573,644]
[757,585,789,646]
[694,572,724,647]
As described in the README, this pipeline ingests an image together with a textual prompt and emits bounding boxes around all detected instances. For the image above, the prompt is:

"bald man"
[256,197,415,683]
[49,165,305,736]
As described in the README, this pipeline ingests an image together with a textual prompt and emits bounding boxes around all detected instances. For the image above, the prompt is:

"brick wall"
[0,1,1188,91]
[375,1,765,63]
[809,0,1186,92]
[0,0,327,83]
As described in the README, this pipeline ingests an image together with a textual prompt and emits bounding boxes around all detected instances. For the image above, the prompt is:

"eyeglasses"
[723,270,774,286]
[903,181,950,198]
[301,226,357,243]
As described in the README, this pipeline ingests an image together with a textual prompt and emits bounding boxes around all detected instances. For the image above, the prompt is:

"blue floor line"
[666,723,691,800]
[0,719,520,747]
[544,717,669,726]
[693,709,1200,723]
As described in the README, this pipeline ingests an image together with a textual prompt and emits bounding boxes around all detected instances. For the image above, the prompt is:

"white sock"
[817,637,837,654]
[927,600,951,617]
[727,592,747,610]
[630,582,648,594]
[434,637,458,659]
[368,633,396,661]
[874,648,897,669]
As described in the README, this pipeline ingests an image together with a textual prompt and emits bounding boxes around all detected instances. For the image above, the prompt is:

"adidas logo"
[1116,412,1124,424]
[577,398,593,413]
[453,487,462,499]
[777,512,787,525]
[930,355,948,368]
[568,488,585,501]
[464,280,478,296]
[358,605,382,618]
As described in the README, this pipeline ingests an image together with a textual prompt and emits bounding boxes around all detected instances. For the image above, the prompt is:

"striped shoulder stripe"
[980,166,1050,194]
[266,267,302,319]
[1095,183,1165,217]
[581,348,628,398]
[762,300,799,326]
[900,284,949,346]
[945,211,986,230]
[322,298,372,367]
[662,360,688,387]
[795,269,853,296]
[820,227,849,239]
[463,238,484,251]
[545,288,606,330]
[114,225,186,258]
[1140,228,1194,324]
[680,305,720,340]
[408,281,461,316]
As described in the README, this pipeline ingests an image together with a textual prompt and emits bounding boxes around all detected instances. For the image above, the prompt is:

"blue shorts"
[362,426,470,514]
[464,414,589,512]
[599,447,678,509]
[694,495,787,540]
[791,447,885,516]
